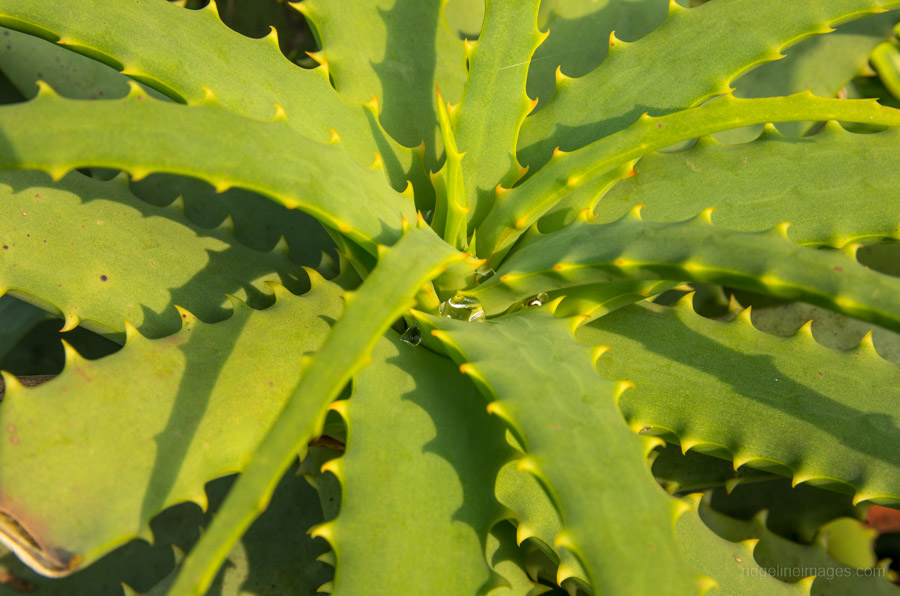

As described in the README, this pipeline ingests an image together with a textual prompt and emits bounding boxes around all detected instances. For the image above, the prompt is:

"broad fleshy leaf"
[577,296,900,505]
[0,277,342,576]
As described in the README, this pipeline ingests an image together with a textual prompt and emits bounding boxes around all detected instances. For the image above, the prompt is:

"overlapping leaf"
[0,170,311,339]
[0,276,342,576]
[577,296,900,505]
[0,86,416,253]
[421,306,706,595]
[313,334,514,595]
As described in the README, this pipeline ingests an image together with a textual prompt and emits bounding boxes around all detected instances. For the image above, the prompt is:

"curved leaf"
[314,334,514,595]
[470,212,900,334]
[0,277,342,576]
[169,224,464,596]
[0,86,416,253]
[298,0,468,167]
[0,0,425,193]
[596,123,900,247]
[576,296,900,505]
[479,93,900,260]
[518,0,900,169]
[420,306,706,596]
[452,0,545,227]
[0,170,306,339]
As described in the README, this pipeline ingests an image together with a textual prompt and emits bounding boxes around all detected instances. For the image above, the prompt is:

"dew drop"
[473,268,495,284]
[400,325,421,347]
[524,292,549,308]
[439,295,485,322]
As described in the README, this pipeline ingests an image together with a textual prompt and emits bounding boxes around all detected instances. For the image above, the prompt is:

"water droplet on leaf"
[439,295,485,322]
[400,325,421,347]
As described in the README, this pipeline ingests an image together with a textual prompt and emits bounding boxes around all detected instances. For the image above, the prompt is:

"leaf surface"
[169,225,464,596]
[0,170,306,339]
[470,213,900,334]
[0,0,425,193]
[0,278,342,576]
[597,123,900,247]
[316,334,514,595]
[422,307,705,595]
[518,0,900,169]
[0,88,415,253]
[576,297,900,505]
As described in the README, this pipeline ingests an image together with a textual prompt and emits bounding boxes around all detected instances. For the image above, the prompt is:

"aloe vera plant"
[0,0,899,594]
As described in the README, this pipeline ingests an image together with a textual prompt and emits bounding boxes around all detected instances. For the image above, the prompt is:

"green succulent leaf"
[576,297,900,505]
[0,87,416,253]
[518,0,900,169]
[169,224,464,596]
[0,0,426,194]
[479,93,900,260]
[297,0,468,168]
[697,497,898,595]
[596,123,900,247]
[470,212,900,334]
[313,334,514,595]
[0,170,309,339]
[452,0,544,227]
[729,11,899,138]
[0,276,342,576]
[421,306,706,596]
[526,0,669,109]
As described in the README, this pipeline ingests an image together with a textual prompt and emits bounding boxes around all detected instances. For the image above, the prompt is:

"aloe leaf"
[168,224,464,596]
[518,0,900,169]
[0,26,165,101]
[494,438,804,594]
[675,497,809,596]
[0,0,424,194]
[297,0,468,167]
[0,86,416,253]
[312,334,514,595]
[494,461,589,591]
[0,276,342,576]
[0,170,308,340]
[576,297,900,505]
[871,39,900,99]
[470,212,900,333]
[129,174,335,268]
[697,498,898,595]
[730,12,899,138]
[452,0,545,227]
[708,478,862,544]
[0,457,332,595]
[596,123,900,247]
[432,87,469,250]
[484,522,546,596]
[526,0,669,109]
[420,306,707,595]
[478,93,900,259]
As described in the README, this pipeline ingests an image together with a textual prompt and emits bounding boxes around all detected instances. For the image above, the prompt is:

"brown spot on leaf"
[100,275,107,282]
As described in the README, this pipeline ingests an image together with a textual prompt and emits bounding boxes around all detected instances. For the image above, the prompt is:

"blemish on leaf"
[20,212,26,217]
[657,123,663,128]
[833,266,843,272]
[100,275,108,282]
[2,245,7,250]
[6,425,15,433]
[818,371,824,377]
[734,556,742,563]
[639,425,652,434]
[10,436,19,445]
